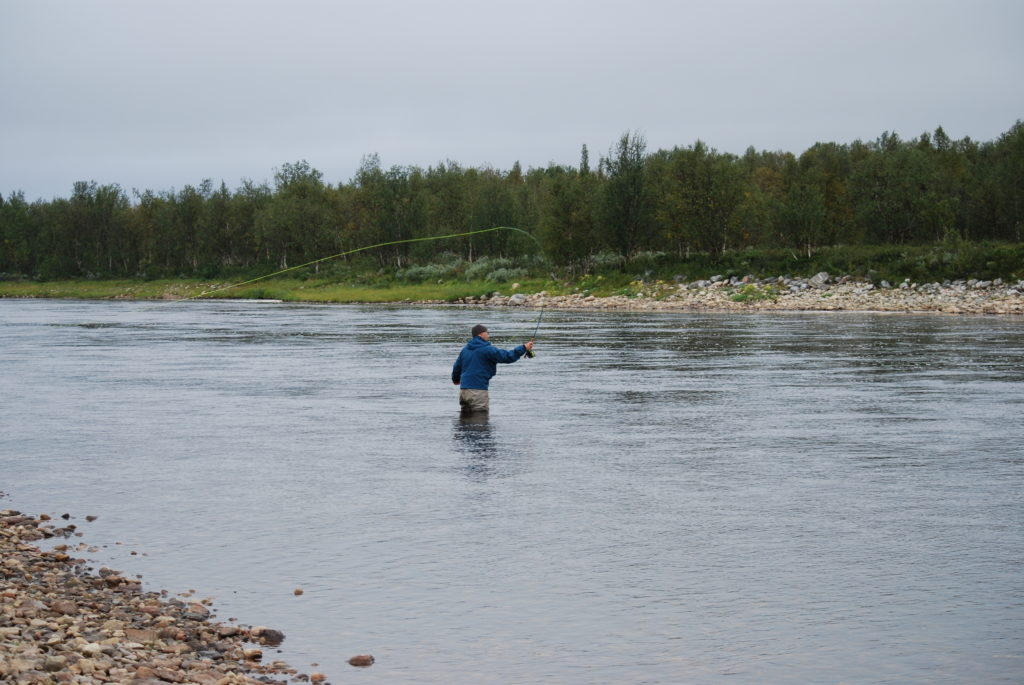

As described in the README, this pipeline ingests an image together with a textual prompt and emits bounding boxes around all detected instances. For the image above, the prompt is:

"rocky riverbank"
[456,274,1024,315]
[1,508,330,684]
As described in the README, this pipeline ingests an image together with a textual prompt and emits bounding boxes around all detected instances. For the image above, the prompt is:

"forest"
[1,122,1022,282]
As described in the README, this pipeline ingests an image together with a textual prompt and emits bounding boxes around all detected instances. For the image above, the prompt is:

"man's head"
[471,324,489,339]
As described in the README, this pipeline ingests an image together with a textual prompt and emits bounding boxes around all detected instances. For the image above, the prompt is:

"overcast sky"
[2,0,1021,201]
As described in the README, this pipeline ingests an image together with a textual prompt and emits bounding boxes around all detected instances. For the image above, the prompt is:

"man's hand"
[524,340,534,352]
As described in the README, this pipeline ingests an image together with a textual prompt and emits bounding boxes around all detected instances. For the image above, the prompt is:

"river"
[2,299,1022,684]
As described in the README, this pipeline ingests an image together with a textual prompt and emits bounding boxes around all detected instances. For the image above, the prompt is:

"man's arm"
[451,351,462,385]
[488,342,533,363]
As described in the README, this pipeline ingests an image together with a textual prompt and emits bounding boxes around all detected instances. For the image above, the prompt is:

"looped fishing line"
[137,225,548,361]
[146,225,543,306]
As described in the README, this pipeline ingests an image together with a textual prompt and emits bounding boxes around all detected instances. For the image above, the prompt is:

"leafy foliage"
[3,123,1024,282]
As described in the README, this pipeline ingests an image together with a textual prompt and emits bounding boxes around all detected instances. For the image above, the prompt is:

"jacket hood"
[466,336,491,350]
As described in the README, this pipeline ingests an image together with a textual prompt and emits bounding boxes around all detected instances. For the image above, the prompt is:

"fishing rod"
[525,306,543,358]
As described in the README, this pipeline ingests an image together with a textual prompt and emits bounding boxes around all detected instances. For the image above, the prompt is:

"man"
[451,324,534,414]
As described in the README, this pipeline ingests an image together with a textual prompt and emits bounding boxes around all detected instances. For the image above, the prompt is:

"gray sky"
[2,0,1022,201]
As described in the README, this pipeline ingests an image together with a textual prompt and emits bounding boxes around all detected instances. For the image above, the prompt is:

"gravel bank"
[1,508,330,685]
[458,274,1024,315]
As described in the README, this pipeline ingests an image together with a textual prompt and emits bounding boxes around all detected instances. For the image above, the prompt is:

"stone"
[183,602,210,620]
[163,627,188,641]
[348,654,375,667]
[153,667,186,682]
[252,626,285,646]
[50,599,78,615]
[9,657,35,673]
[809,272,830,288]
[43,655,67,671]
[126,628,159,643]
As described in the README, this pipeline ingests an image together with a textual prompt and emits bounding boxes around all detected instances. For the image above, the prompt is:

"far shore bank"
[8,272,1024,315]
[2,273,1023,315]
[467,275,1024,316]
[1,505,331,684]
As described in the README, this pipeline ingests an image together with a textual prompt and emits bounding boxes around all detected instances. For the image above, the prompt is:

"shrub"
[397,264,453,283]
[590,250,626,270]
[484,267,529,282]
[465,257,513,281]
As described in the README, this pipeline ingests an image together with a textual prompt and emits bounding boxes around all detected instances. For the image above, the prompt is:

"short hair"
[471,324,488,337]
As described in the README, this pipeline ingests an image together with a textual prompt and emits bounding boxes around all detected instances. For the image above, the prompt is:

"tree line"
[2,122,1022,280]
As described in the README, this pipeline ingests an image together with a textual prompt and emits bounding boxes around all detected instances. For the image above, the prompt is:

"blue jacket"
[452,336,527,390]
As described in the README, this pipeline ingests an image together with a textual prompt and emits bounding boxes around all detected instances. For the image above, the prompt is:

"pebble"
[0,507,323,684]
[348,654,375,667]
[453,276,1024,315]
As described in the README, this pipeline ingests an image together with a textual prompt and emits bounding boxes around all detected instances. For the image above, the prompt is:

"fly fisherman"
[451,324,534,414]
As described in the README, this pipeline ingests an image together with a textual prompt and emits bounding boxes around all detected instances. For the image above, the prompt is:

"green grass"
[729,284,779,303]
[0,276,564,303]
[0,279,212,300]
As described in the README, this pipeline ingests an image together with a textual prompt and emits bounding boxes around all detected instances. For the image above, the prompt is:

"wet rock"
[251,626,285,646]
[348,654,375,667]
[183,602,210,620]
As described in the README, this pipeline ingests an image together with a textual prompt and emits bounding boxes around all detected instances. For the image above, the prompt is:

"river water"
[2,299,1022,684]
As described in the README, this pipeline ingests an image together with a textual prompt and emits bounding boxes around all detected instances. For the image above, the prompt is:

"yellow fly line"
[166,226,542,303]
